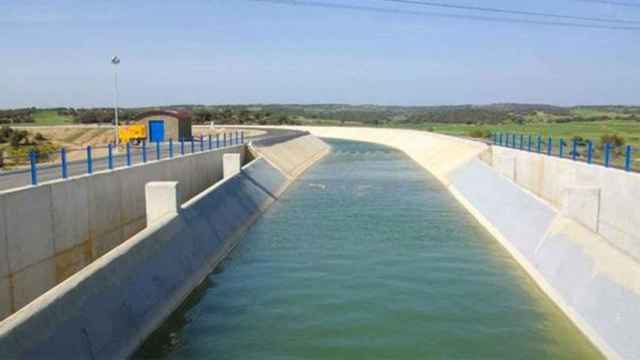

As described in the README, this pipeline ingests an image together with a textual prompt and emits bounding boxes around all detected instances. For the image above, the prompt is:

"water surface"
[135,139,601,359]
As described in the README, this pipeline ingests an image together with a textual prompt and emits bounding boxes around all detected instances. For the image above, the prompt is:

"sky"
[1,0,640,108]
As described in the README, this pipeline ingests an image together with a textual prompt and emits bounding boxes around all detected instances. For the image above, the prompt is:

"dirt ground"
[22,126,265,162]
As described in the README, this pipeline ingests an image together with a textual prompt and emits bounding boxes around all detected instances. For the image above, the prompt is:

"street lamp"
[111,56,120,149]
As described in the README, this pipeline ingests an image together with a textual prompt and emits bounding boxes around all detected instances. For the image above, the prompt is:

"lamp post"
[111,56,120,150]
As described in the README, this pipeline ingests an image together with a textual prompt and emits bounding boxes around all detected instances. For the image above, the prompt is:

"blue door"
[149,120,165,142]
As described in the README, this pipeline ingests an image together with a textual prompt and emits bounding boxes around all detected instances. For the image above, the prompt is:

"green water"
[135,139,601,359]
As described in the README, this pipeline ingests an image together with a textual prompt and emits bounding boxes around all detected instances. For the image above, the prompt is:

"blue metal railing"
[21,131,246,186]
[493,132,635,172]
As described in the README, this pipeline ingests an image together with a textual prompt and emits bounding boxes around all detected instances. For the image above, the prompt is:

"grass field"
[383,121,640,147]
[30,110,75,125]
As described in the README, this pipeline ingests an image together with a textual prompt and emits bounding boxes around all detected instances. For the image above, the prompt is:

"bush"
[9,130,27,147]
[0,126,12,143]
[599,133,625,156]
[600,133,625,146]
[468,128,492,139]
[34,132,46,142]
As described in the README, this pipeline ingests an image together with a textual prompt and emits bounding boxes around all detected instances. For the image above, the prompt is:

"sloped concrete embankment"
[298,126,639,360]
[0,145,246,319]
[0,133,329,359]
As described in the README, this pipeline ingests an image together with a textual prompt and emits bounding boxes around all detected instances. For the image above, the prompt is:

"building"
[133,110,192,142]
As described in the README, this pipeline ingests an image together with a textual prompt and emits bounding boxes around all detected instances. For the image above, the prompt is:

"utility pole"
[111,56,120,149]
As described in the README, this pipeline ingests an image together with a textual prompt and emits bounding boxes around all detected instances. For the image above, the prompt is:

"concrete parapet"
[146,182,181,225]
[493,151,516,180]
[223,154,241,178]
[561,186,601,233]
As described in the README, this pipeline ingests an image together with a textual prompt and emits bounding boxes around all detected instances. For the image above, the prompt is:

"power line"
[575,0,640,8]
[250,0,640,30]
[378,0,640,24]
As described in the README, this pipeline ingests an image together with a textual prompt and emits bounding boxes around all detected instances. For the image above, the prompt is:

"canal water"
[135,139,600,359]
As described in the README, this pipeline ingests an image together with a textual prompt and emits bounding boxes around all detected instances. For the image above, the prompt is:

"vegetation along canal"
[135,139,601,359]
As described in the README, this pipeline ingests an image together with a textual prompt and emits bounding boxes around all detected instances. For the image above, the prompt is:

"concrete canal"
[134,139,600,359]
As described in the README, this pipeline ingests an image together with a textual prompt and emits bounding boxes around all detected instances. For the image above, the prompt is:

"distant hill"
[1,103,639,126]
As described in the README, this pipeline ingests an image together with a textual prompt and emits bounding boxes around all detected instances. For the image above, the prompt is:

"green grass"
[31,110,74,125]
[389,120,640,168]
[570,108,632,119]
[411,121,640,147]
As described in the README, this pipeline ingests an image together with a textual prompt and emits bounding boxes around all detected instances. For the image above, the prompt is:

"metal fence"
[6,131,246,187]
[492,133,635,172]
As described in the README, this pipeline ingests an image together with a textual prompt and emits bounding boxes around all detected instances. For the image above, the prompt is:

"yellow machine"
[118,124,147,144]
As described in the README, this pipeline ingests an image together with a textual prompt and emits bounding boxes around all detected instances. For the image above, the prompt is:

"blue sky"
[1,0,639,108]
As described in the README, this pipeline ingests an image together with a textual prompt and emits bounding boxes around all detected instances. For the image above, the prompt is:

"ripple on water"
[134,139,602,360]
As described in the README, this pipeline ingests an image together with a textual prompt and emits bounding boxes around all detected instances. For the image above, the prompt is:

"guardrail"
[492,133,635,172]
[20,131,246,186]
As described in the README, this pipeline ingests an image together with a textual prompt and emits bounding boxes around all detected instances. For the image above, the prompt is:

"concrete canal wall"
[0,133,329,359]
[0,144,246,319]
[296,126,640,360]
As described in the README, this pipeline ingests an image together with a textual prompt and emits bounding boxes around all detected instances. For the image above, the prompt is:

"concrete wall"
[0,145,246,319]
[487,146,640,262]
[0,133,328,359]
[293,126,640,360]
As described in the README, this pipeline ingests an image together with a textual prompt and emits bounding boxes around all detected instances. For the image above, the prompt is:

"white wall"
[488,146,640,262]
[0,145,245,318]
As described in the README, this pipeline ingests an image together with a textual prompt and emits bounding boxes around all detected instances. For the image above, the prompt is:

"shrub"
[468,128,491,139]
[599,133,626,155]
[0,126,12,143]
[9,130,27,147]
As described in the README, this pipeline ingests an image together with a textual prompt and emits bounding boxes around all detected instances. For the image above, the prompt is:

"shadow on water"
[133,264,224,359]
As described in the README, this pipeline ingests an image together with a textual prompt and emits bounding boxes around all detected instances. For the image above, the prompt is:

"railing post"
[191,137,195,153]
[180,138,185,155]
[87,146,93,174]
[223,133,227,147]
[559,138,565,158]
[108,143,114,170]
[200,135,204,152]
[142,141,147,163]
[209,135,212,150]
[527,135,532,152]
[572,139,578,161]
[61,148,68,179]
[169,139,174,158]
[587,140,593,164]
[156,140,161,160]
[126,142,132,166]
[498,133,503,146]
[604,143,612,167]
[625,145,632,171]
[241,131,245,144]
[547,137,553,156]
[29,150,37,186]
[513,134,517,148]
[537,136,542,153]
[216,134,220,148]
[519,134,524,150]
